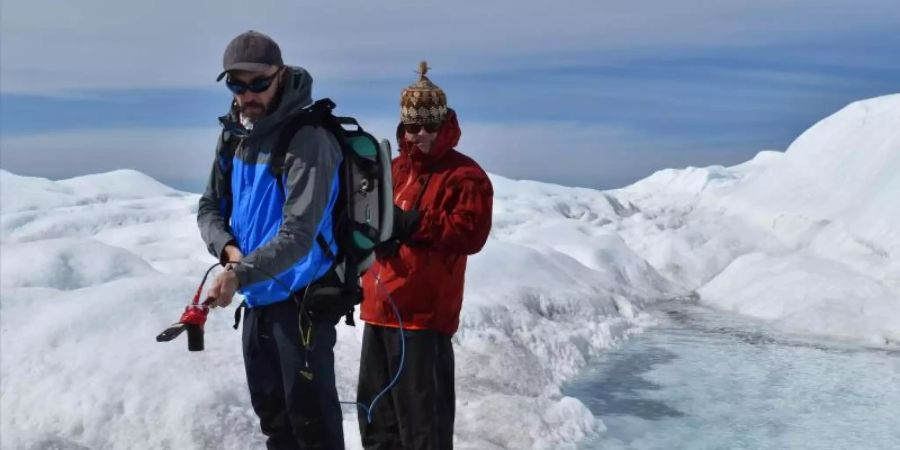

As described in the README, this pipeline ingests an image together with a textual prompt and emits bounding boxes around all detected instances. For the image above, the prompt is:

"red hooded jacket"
[360,110,493,335]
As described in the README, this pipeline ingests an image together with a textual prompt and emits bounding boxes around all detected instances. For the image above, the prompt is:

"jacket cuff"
[212,236,236,266]
[232,262,251,289]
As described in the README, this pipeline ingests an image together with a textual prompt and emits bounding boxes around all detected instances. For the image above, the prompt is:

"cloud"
[3,0,899,94]
[458,122,760,189]
[3,1,897,190]
[0,119,762,192]
[0,127,220,187]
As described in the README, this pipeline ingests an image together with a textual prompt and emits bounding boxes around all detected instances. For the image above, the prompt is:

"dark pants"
[242,300,344,450]
[357,323,455,450]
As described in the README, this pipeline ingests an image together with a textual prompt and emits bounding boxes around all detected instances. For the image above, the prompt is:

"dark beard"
[239,71,287,123]
[240,101,265,119]
[265,72,286,115]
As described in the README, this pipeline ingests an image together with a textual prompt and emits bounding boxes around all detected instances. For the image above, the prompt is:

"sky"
[1,0,899,191]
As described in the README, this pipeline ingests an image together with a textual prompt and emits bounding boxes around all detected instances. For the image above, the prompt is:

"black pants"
[242,300,344,450]
[357,323,455,450]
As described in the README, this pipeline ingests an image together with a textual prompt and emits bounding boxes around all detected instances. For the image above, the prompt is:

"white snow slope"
[614,94,899,345]
[1,94,898,449]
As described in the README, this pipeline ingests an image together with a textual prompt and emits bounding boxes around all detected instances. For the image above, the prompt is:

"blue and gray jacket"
[197,66,342,308]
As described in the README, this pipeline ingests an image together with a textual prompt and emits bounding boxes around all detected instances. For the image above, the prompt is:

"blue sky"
[2,0,899,191]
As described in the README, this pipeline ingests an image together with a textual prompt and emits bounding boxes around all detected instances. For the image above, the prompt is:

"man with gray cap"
[197,30,345,449]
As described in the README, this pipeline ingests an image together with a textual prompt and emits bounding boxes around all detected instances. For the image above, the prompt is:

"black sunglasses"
[403,123,440,134]
[225,72,279,95]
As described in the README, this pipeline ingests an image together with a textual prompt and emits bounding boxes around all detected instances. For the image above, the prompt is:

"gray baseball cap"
[216,31,284,81]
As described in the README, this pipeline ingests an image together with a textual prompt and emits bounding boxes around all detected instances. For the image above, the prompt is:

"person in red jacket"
[357,62,493,449]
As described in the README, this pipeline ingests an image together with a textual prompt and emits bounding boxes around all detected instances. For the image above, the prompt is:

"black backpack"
[220,98,394,324]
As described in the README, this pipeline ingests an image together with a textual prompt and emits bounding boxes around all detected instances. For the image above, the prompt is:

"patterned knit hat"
[400,61,448,125]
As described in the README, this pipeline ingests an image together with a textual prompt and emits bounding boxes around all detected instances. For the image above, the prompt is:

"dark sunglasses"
[225,72,278,95]
[403,123,440,134]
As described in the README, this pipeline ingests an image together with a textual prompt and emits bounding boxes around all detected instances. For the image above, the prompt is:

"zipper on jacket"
[395,171,418,210]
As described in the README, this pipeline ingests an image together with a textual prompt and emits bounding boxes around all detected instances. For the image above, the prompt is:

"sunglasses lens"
[226,73,275,95]
[248,77,274,93]
[226,80,246,95]
[404,123,441,134]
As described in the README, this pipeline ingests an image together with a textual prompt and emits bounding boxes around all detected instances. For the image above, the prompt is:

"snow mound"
[616,94,900,344]
[1,276,256,450]
[718,95,900,249]
[1,170,673,449]
[698,251,900,345]
[0,169,180,214]
[1,170,79,212]
[626,165,743,197]
[1,238,158,290]
[58,169,181,201]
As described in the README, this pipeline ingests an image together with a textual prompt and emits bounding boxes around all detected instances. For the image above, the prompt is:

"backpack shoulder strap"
[269,105,324,194]
[217,114,243,175]
[270,100,346,261]
[215,114,244,217]
[270,98,360,193]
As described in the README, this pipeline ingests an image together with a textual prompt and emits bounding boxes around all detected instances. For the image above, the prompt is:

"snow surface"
[0,170,668,449]
[2,94,898,449]
[566,305,900,450]
[614,94,900,345]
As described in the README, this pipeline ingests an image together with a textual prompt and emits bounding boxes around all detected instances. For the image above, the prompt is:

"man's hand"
[222,243,243,269]
[208,268,240,308]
